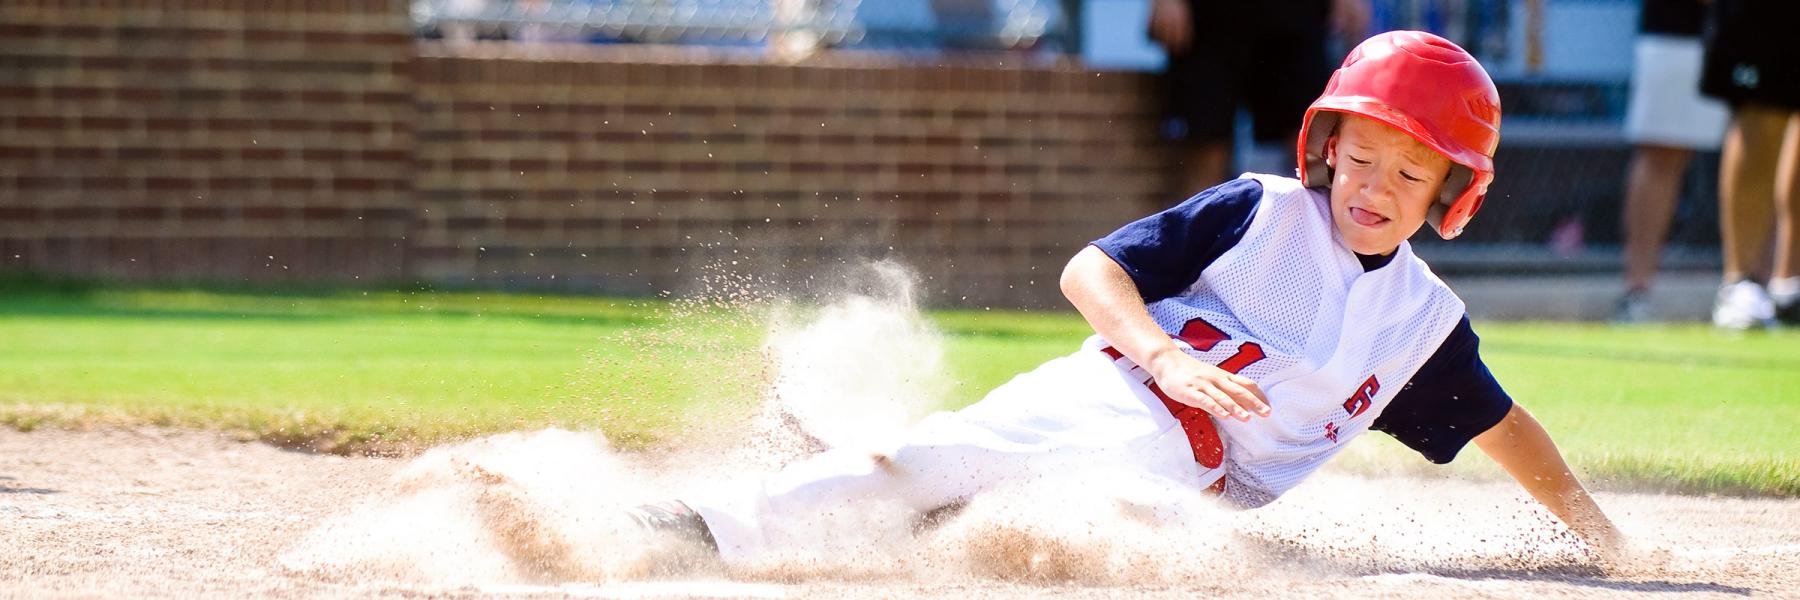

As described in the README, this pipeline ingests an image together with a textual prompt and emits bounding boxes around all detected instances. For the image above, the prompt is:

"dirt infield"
[3,426,1797,599]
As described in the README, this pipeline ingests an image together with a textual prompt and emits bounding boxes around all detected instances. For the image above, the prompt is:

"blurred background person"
[1612,0,1729,323]
[1700,0,1800,329]
[1148,0,1371,196]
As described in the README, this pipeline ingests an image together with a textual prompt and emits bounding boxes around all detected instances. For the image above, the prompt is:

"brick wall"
[1,2,1180,307]
[0,0,414,283]
[413,45,1174,307]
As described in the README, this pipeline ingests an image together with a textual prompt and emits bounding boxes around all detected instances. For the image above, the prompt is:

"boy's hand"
[1145,349,1270,421]
[1147,0,1192,55]
[1475,404,1628,569]
[1330,0,1372,40]
[1577,517,1628,567]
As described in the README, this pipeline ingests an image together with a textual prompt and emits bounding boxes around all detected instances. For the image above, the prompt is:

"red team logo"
[1324,375,1380,444]
[1342,375,1380,417]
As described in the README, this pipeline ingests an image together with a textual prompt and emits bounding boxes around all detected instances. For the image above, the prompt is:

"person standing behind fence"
[1611,0,1730,323]
[1148,0,1371,196]
[1701,0,1800,329]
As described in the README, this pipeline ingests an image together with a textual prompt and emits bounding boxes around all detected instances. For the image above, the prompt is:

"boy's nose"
[1361,173,1394,200]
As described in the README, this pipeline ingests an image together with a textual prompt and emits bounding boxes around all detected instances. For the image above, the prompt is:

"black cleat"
[1778,298,1800,326]
[627,500,719,554]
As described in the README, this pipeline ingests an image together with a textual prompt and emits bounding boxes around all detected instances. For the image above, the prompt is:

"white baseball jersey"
[1086,173,1466,507]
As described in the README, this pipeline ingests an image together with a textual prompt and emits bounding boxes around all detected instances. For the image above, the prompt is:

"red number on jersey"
[1342,375,1380,417]
[1173,317,1265,375]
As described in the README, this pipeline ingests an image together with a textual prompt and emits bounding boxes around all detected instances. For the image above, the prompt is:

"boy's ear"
[1323,134,1339,168]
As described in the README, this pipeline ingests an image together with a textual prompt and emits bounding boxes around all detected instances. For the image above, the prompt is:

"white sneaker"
[1610,290,1652,324]
[1712,280,1777,330]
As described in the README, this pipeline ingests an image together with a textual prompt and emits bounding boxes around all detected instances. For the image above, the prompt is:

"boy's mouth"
[1349,206,1389,227]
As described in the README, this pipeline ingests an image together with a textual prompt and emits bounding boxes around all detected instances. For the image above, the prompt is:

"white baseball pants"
[685,345,1225,562]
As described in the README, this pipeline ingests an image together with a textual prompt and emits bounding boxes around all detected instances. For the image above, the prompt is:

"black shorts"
[1700,0,1800,109]
[1164,4,1333,144]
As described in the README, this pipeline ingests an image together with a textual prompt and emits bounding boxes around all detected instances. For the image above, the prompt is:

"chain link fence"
[412,0,1075,52]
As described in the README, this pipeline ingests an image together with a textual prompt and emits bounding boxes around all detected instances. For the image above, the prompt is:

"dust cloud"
[266,262,1796,595]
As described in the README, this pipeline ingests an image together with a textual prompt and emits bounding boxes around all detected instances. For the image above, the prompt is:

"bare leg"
[1773,111,1800,282]
[1621,144,1694,293]
[1176,140,1233,198]
[1719,104,1786,284]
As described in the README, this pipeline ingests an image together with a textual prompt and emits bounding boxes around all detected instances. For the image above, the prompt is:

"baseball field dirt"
[4,426,1796,599]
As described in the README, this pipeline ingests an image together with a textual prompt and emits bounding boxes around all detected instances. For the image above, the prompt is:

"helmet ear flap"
[1429,165,1478,239]
[1298,111,1340,186]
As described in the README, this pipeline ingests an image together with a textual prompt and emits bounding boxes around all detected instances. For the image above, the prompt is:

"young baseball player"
[630,30,1625,567]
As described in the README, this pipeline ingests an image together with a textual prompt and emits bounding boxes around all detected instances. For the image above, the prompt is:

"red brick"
[302,148,348,161]
[360,90,410,104]
[177,148,225,161]
[180,207,227,220]
[244,206,288,220]
[302,30,356,44]
[446,217,490,231]
[145,117,190,132]
[329,120,375,134]
[50,147,105,160]
[239,148,287,161]
[209,177,257,190]
[360,149,410,163]
[116,87,168,102]
[146,177,195,191]
[271,177,314,191]
[51,87,104,101]
[208,118,254,131]
[0,24,44,39]
[244,28,300,43]
[16,116,67,130]
[50,206,104,219]
[18,176,72,191]
[269,119,310,132]
[116,206,165,220]
[302,207,348,220]
[84,177,133,191]
[143,57,192,73]
[300,90,349,104]
[241,89,291,103]
[331,177,380,191]
[80,116,133,130]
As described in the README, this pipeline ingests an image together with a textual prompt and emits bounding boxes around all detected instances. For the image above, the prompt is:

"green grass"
[1467,323,1800,495]
[1,280,1796,496]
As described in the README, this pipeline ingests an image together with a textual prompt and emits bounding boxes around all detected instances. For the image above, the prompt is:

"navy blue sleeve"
[1371,316,1515,464]
[1089,178,1262,302]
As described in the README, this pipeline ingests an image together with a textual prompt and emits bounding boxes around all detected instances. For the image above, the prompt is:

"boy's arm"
[1473,402,1624,560]
[1060,245,1269,421]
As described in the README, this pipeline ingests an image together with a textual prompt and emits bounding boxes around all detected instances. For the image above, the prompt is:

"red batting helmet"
[1296,30,1501,240]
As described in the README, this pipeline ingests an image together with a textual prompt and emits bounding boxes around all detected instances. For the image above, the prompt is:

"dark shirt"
[1642,0,1704,37]
[1090,178,1513,464]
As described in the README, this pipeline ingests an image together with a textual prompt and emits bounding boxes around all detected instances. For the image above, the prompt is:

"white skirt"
[1624,34,1731,150]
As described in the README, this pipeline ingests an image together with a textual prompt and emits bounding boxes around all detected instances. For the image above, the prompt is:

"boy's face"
[1325,115,1454,256]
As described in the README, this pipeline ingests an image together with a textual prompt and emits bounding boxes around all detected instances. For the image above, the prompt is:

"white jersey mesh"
[1089,173,1466,507]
